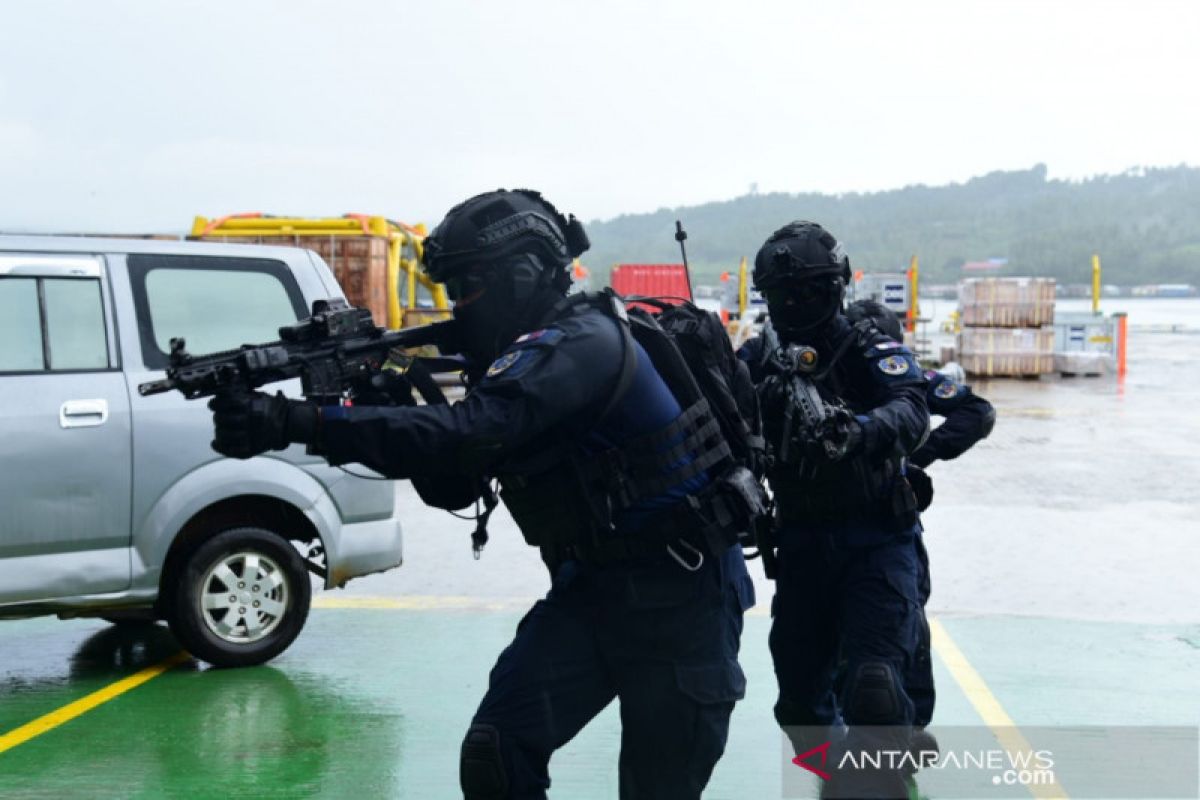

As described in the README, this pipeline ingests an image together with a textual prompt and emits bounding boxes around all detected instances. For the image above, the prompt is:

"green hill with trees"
[584,164,1200,288]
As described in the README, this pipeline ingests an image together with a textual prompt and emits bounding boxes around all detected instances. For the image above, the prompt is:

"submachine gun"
[137,298,463,406]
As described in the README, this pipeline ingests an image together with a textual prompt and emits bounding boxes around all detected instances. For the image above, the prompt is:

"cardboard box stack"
[957,277,1056,376]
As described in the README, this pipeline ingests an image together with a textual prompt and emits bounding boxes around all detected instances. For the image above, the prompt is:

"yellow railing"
[190,214,449,329]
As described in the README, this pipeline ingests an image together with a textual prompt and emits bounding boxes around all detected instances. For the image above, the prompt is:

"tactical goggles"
[443,271,489,303]
[762,279,838,307]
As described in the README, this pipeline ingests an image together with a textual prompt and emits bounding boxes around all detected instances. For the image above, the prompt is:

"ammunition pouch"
[498,402,763,568]
[771,453,917,530]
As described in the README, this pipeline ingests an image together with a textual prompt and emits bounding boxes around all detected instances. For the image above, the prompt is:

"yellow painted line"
[313,594,533,612]
[930,618,1068,799]
[0,650,190,755]
[312,594,778,616]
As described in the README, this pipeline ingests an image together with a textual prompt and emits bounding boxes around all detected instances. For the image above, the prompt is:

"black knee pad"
[845,661,902,724]
[460,723,508,800]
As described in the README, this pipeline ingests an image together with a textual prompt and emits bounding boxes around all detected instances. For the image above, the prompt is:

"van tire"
[167,526,311,668]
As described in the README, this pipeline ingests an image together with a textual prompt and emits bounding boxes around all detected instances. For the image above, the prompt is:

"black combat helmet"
[753,221,851,340]
[422,188,589,292]
[846,299,904,341]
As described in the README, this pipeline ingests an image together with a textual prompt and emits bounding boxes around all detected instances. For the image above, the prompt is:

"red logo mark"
[792,741,832,780]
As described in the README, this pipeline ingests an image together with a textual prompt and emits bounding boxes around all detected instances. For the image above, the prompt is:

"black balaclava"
[764,277,846,345]
[448,254,566,365]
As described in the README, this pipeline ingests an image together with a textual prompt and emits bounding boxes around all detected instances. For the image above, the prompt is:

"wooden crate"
[958,326,1055,377]
[959,277,1056,327]
[329,255,386,325]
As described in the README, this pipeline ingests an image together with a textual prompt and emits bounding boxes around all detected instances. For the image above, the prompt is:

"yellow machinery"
[906,255,921,333]
[721,257,760,349]
[190,213,450,329]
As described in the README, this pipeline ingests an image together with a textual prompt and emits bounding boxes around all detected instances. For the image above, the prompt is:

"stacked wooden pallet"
[957,277,1056,377]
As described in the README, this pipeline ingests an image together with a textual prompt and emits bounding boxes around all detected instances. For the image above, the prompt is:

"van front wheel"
[167,527,311,668]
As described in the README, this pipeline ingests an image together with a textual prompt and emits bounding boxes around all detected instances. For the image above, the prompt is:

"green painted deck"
[2,607,1197,798]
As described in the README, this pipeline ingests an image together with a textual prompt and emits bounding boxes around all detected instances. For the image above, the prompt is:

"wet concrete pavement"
[2,303,1199,797]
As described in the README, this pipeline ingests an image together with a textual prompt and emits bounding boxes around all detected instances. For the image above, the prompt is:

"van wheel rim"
[199,551,289,644]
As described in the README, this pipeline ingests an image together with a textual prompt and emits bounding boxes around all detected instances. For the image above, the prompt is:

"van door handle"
[60,399,109,428]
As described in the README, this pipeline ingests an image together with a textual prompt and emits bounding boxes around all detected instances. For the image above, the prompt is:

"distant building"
[961,257,1008,273]
[1131,284,1198,297]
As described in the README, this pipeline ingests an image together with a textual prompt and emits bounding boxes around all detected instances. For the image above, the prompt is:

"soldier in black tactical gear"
[738,222,929,799]
[211,189,755,800]
[845,299,996,745]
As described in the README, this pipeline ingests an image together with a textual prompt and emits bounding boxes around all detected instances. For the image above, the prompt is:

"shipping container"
[1052,311,1118,375]
[852,272,911,316]
[610,263,693,306]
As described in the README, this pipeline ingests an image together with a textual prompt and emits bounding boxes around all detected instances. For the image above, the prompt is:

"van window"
[127,255,307,370]
[0,278,44,371]
[45,279,109,370]
[0,277,110,373]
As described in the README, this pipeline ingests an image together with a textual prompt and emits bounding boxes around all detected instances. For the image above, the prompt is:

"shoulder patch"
[871,341,903,353]
[877,355,911,376]
[934,380,962,399]
[486,350,524,377]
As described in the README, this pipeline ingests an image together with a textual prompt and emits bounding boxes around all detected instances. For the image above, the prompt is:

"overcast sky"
[1,0,1197,233]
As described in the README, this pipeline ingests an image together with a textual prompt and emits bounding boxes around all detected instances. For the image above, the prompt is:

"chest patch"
[934,380,961,399]
[516,328,552,345]
[877,355,911,376]
[515,328,562,345]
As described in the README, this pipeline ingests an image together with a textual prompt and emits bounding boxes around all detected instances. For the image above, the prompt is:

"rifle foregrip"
[137,379,175,397]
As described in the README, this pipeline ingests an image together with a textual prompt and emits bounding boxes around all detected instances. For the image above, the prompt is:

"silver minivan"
[0,236,402,666]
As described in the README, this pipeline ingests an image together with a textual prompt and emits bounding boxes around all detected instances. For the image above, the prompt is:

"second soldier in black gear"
[738,222,929,799]
[846,299,996,745]
[211,189,755,800]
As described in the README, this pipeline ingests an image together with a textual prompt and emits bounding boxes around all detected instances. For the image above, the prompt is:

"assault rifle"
[756,341,859,580]
[137,298,464,404]
[772,343,858,471]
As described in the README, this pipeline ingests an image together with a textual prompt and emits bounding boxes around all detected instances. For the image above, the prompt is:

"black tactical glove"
[757,375,788,419]
[906,463,934,512]
[908,447,935,470]
[352,369,418,407]
[815,409,863,462]
[209,391,319,460]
